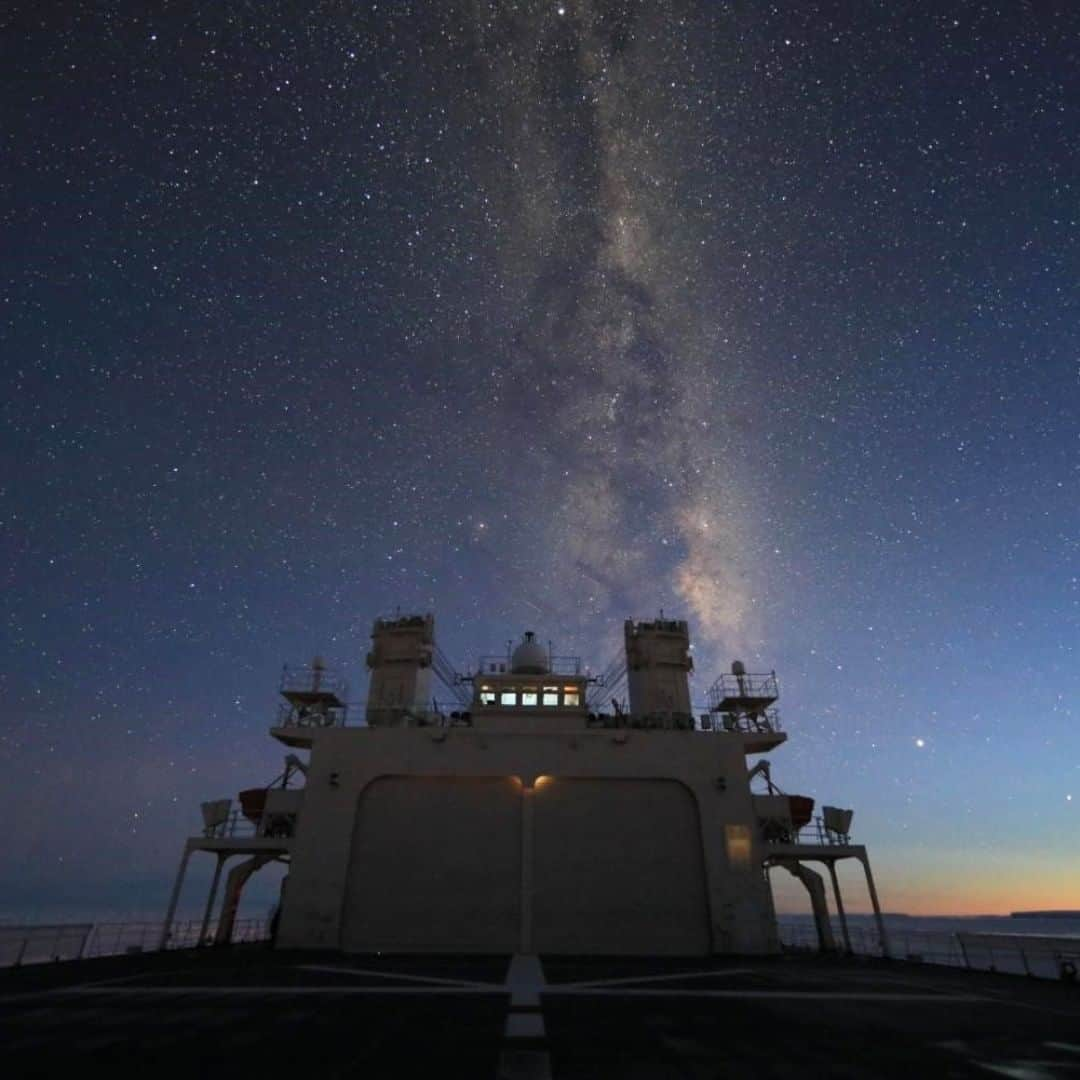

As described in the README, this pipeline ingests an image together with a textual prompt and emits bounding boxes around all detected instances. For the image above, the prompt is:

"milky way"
[447,3,763,649]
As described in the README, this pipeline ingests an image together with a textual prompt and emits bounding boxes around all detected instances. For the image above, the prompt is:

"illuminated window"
[500,690,517,706]
[479,686,496,705]
[542,686,559,706]
[562,687,580,707]
[521,688,538,706]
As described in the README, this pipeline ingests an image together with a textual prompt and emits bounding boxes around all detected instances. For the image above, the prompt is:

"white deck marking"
[504,1013,546,1038]
[1045,1042,1080,1055]
[499,955,551,1080]
[973,1066,1060,1080]
[565,967,753,989]
[298,963,498,989]
[24,985,987,1001]
[550,988,987,1001]
[55,985,504,996]
[939,1041,1080,1079]
[506,954,545,1005]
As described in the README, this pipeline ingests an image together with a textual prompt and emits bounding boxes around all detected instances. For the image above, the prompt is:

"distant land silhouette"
[1011,910,1080,919]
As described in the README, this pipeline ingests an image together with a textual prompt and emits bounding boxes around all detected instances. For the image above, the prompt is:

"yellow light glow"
[534,775,554,791]
[725,824,752,866]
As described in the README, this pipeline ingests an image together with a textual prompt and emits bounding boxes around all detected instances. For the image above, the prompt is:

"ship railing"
[791,816,851,846]
[761,815,851,846]
[203,809,258,838]
[698,708,782,735]
[586,712,697,730]
[279,663,348,699]
[287,703,471,729]
[475,655,584,676]
[275,701,348,729]
[0,917,270,968]
[357,704,461,728]
[202,809,295,840]
[707,671,779,710]
[777,920,1080,980]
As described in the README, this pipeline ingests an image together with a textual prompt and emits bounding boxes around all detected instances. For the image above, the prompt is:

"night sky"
[3,2,1079,922]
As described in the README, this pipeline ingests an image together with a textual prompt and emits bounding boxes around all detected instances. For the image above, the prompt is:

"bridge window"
[500,689,517,706]
[521,688,538,706]
[563,687,580,707]
[542,686,559,706]
[479,685,496,705]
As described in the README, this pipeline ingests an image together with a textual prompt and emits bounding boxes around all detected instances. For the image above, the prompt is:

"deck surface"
[3,946,1080,1077]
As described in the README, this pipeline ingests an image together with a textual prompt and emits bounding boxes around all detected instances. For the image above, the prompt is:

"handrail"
[700,708,782,735]
[275,701,346,728]
[0,917,270,968]
[432,643,472,708]
[707,671,779,710]
[279,663,347,699]
[474,656,584,676]
[203,809,295,839]
[778,920,1080,980]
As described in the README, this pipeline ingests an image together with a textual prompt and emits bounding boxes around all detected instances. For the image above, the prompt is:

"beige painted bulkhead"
[275,726,778,956]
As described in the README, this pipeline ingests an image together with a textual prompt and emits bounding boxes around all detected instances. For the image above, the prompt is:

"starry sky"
[3,2,1079,922]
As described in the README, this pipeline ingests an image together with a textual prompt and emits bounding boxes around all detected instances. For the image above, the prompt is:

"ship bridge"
[164,612,887,961]
[470,632,587,730]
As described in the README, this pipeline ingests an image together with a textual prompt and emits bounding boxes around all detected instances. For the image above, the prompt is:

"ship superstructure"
[162,614,888,956]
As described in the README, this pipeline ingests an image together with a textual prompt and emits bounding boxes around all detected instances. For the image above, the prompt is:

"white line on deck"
[23,986,988,1002]
[56,985,504,996]
[298,963,498,989]
[1044,1041,1080,1055]
[563,967,754,989]
[548,988,988,1001]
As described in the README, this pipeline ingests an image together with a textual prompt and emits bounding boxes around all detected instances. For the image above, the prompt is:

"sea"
[778,912,1080,979]
[779,912,1080,938]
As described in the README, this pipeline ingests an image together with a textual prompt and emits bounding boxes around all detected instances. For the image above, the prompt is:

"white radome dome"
[511,631,549,674]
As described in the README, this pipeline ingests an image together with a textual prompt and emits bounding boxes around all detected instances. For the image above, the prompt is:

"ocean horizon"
[3,911,1079,940]
[779,912,1080,938]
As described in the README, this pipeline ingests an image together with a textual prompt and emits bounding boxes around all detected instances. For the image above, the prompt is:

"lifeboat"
[788,795,815,829]
[238,787,268,823]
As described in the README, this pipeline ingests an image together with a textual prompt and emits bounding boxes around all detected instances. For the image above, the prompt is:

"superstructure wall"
[276,727,778,956]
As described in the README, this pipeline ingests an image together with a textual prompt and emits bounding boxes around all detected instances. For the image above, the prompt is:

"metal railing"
[587,655,628,709]
[585,712,697,730]
[475,655,584,676]
[0,917,270,969]
[432,643,472,708]
[700,708,782,735]
[279,663,347,700]
[275,701,347,729]
[275,700,480,730]
[202,809,296,840]
[778,921,1080,981]
[707,671,779,711]
[769,815,851,846]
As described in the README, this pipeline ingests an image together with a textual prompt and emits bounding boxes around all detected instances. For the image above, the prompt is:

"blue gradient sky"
[3,2,1078,921]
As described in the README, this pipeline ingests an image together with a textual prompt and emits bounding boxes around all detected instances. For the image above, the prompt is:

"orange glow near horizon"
[772,853,1080,917]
